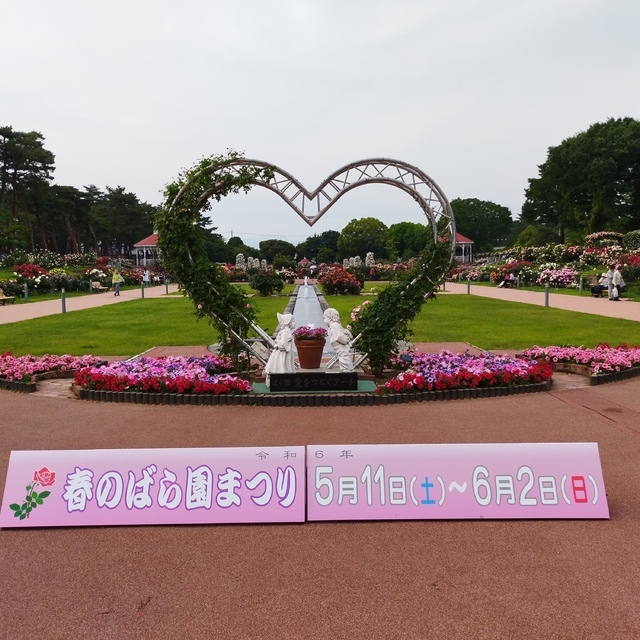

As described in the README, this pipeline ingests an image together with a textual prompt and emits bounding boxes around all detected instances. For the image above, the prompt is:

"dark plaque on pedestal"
[269,372,358,392]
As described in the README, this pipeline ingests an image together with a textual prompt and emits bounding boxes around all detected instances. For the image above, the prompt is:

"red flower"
[33,467,56,487]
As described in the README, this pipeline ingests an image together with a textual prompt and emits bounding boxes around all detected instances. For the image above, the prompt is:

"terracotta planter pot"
[295,339,325,369]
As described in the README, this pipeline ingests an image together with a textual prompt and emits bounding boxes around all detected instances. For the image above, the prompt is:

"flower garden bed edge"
[0,361,108,394]
[550,362,640,386]
[73,379,552,406]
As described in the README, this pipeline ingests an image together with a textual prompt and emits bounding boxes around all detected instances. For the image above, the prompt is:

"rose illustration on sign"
[9,467,56,520]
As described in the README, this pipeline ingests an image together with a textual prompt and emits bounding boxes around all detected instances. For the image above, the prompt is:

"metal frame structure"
[169,158,456,368]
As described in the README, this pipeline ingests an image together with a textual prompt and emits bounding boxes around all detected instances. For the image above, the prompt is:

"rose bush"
[318,267,362,295]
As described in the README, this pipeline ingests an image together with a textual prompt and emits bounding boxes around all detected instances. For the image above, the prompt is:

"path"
[0,283,181,325]
[443,281,640,321]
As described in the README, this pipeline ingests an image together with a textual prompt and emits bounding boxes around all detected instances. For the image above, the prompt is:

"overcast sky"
[3,0,639,249]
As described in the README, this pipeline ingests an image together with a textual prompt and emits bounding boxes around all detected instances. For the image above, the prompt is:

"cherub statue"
[263,312,296,387]
[323,307,353,371]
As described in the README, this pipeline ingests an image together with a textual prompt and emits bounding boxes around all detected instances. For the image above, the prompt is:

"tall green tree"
[0,126,55,250]
[43,184,92,253]
[259,239,296,262]
[337,217,388,259]
[88,186,156,256]
[450,198,513,250]
[296,230,340,261]
[522,117,640,240]
[386,221,429,260]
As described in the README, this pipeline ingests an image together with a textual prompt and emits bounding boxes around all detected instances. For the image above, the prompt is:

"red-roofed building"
[133,232,159,266]
[455,233,474,263]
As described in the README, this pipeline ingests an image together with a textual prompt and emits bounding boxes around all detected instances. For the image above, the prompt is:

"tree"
[296,230,340,262]
[88,186,156,256]
[450,198,513,250]
[386,222,429,261]
[227,235,255,259]
[513,224,559,247]
[337,217,388,259]
[0,126,55,251]
[522,117,640,240]
[259,239,296,262]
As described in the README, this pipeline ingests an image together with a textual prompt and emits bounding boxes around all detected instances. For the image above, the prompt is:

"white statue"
[323,307,353,371]
[263,312,296,387]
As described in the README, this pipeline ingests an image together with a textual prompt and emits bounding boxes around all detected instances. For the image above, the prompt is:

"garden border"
[72,380,552,406]
[550,362,640,386]
[0,363,108,395]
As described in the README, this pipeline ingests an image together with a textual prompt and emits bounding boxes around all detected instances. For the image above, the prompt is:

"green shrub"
[248,270,284,296]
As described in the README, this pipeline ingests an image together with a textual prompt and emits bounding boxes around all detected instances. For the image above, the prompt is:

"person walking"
[112,269,124,296]
[612,264,623,301]
[606,264,616,300]
[142,270,151,287]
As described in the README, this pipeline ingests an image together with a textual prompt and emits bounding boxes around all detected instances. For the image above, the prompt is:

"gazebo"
[454,233,474,263]
[133,232,159,267]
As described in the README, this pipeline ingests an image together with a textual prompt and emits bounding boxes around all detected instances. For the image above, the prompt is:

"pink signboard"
[307,443,609,520]
[1,446,305,527]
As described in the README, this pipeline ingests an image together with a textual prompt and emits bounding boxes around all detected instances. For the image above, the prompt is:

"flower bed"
[520,345,640,384]
[74,355,251,396]
[0,353,106,393]
[377,350,553,395]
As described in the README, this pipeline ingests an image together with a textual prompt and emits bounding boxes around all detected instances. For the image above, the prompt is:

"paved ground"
[443,281,640,321]
[0,282,181,325]
[1,282,640,639]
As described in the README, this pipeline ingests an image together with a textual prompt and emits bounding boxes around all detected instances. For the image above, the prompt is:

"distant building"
[133,232,159,267]
[455,233,474,263]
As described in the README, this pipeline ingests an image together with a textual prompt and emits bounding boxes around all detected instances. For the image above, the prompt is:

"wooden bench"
[0,289,16,305]
[91,281,108,293]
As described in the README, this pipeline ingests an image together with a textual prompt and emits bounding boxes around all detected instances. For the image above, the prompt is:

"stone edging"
[0,378,37,393]
[550,362,640,386]
[74,380,552,406]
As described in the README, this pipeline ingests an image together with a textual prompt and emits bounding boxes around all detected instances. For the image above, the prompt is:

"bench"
[0,289,15,305]
[91,281,108,293]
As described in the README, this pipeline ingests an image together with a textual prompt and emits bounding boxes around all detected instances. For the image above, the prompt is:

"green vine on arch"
[156,151,274,366]
[350,230,453,378]
[157,150,454,378]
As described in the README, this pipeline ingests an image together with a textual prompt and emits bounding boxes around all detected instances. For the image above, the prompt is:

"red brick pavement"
[2,283,640,638]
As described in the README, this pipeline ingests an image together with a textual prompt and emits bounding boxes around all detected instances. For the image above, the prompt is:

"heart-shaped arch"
[173,157,455,246]
[159,153,456,375]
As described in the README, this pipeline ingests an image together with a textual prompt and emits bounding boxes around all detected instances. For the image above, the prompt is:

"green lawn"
[2,292,639,357]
